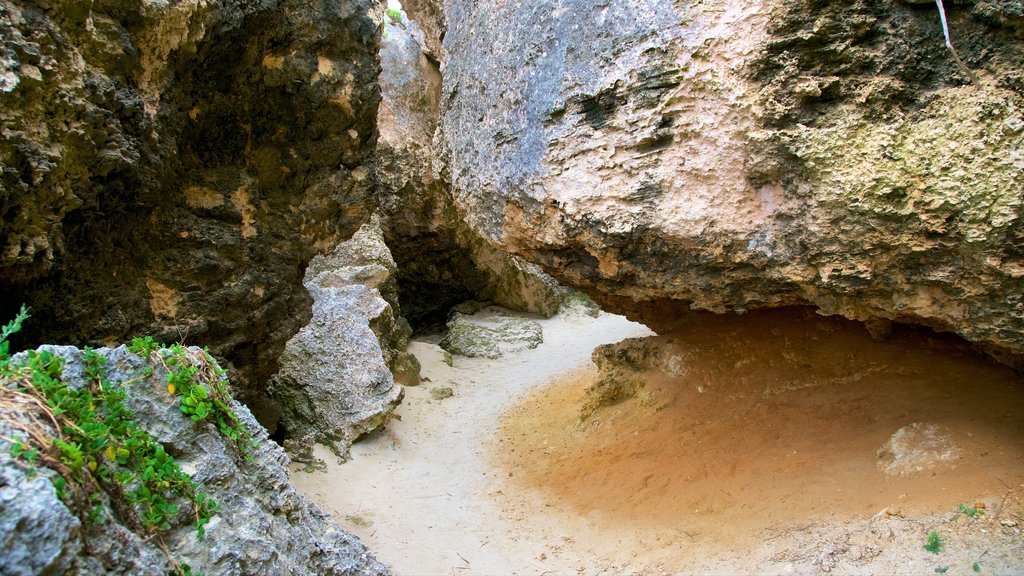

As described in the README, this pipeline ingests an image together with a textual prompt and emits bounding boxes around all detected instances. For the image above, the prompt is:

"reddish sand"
[498,308,1024,554]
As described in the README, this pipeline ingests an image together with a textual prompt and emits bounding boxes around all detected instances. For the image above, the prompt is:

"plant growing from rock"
[0,306,253,574]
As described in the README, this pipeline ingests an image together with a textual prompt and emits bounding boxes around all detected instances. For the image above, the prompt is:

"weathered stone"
[1,345,387,575]
[0,0,383,427]
[430,386,454,400]
[877,422,962,476]
[437,0,1024,367]
[374,10,563,329]
[271,218,406,460]
[583,337,677,418]
[439,306,543,359]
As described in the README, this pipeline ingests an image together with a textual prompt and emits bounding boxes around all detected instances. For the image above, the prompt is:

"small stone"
[430,387,454,400]
[1001,518,1019,527]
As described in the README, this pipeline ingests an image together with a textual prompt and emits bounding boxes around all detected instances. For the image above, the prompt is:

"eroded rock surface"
[375,10,564,329]
[438,0,1024,365]
[439,306,543,359]
[0,0,382,424]
[0,345,386,575]
[877,422,962,477]
[271,218,407,460]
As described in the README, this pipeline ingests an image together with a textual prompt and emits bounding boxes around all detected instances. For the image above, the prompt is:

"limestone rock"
[271,218,407,459]
[1,345,387,575]
[374,8,563,329]
[437,0,1024,367]
[0,0,382,426]
[439,306,543,359]
[877,422,962,476]
[583,337,680,418]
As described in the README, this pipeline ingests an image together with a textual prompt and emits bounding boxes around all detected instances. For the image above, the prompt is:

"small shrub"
[924,530,944,554]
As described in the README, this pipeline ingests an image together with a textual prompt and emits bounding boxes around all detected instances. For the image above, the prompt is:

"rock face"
[0,344,387,575]
[271,218,407,460]
[0,0,382,424]
[438,0,1024,366]
[375,9,564,330]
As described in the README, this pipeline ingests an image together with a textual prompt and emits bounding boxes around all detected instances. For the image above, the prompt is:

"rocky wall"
[437,0,1024,366]
[375,10,564,330]
[0,0,383,426]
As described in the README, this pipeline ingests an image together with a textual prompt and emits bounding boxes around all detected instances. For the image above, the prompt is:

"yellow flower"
[167,382,176,395]
[88,460,97,471]
[104,446,115,461]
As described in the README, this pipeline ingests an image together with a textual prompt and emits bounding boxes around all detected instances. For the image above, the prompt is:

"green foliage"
[385,7,403,21]
[957,503,985,518]
[1,307,253,561]
[924,530,944,555]
[973,561,981,573]
[159,344,256,461]
[0,304,29,363]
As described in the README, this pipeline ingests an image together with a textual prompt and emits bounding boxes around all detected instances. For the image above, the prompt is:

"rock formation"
[1,344,386,575]
[437,0,1024,366]
[374,8,565,329]
[270,217,408,461]
[439,305,544,359]
[0,0,382,426]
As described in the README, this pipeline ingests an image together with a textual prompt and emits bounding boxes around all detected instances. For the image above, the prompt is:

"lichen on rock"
[436,0,1024,367]
[439,306,544,359]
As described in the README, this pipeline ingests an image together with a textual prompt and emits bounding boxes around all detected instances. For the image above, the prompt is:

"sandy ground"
[291,308,1024,575]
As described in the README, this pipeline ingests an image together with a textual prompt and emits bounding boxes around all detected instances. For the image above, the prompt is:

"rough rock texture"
[270,218,407,460]
[0,345,387,575]
[876,422,962,477]
[375,11,564,330]
[439,306,543,359]
[0,0,382,425]
[438,0,1024,366]
[584,336,679,419]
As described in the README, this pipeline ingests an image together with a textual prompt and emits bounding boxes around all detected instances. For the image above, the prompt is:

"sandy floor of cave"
[291,307,1024,575]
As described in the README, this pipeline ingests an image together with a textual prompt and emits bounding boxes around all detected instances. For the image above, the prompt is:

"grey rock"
[375,9,564,329]
[1,345,388,575]
[436,0,1024,368]
[439,306,543,359]
[271,218,406,460]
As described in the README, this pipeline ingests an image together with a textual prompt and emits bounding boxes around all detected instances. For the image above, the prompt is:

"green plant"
[155,344,256,460]
[385,7,403,22]
[973,561,981,573]
[0,308,252,574]
[957,503,985,518]
[924,530,944,554]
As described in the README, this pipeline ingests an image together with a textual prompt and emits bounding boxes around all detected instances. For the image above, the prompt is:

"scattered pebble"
[430,387,454,400]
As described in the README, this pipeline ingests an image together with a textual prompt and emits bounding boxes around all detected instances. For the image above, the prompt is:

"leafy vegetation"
[957,503,985,519]
[1,306,253,573]
[131,339,255,461]
[924,530,944,554]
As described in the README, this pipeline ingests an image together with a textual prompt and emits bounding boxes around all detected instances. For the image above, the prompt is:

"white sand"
[289,309,653,575]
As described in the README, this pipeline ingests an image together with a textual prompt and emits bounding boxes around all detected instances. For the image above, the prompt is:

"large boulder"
[374,8,564,329]
[0,344,387,575]
[437,0,1024,366]
[0,0,383,425]
[270,218,407,461]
